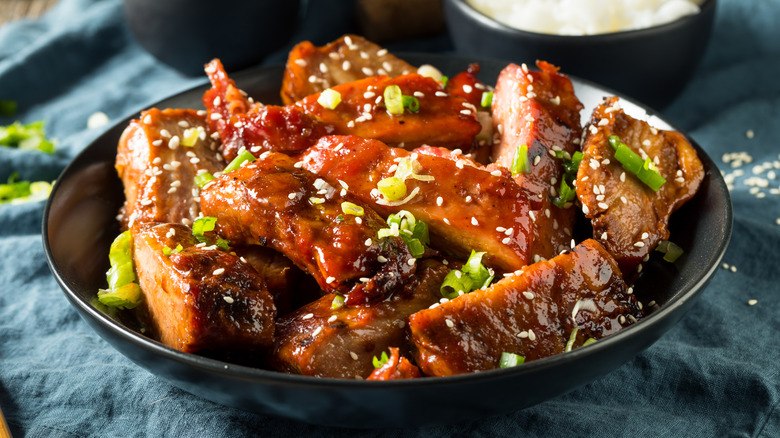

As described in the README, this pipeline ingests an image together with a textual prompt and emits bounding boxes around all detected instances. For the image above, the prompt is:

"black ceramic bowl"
[43,53,731,428]
[123,0,301,75]
[443,0,717,109]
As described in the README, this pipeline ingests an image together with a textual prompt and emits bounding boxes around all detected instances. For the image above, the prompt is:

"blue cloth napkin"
[1,0,778,436]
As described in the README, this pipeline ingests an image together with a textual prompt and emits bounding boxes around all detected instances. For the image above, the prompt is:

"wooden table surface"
[0,0,59,26]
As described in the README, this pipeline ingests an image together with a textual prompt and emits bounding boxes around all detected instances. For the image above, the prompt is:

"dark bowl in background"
[43,54,731,428]
[443,0,717,109]
[123,0,301,75]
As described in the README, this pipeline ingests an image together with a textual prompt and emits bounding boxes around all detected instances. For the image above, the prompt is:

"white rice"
[466,0,705,35]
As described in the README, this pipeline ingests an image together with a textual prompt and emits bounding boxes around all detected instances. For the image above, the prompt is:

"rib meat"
[271,259,447,379]
[300,135,534,273]
[203,59,333,162]
[281,34,416,104]
[408,239,643,377]
[491,61,584,261]
[133,223,276,353]
[295,73,481,152]
[116,108,224,229]
[199,151,415,305]
[576,97,704,279]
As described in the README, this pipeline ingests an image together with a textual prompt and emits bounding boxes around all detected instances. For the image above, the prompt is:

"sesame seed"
[377,255,388,263]
[522,291,535,300]
[746,129,755,139]
[435,91,448,97]
[168,136,180,149]
[598,202,609,210]
[601,232,608,240]
[407,258,416,266]
[326,276,335,284]
[223,296,234,304]
[634,241,645,248]
[213,268,225,275]
[619,315,626,325]
[349,351,358,360]
[443,218,451,225]
[365,238,372,246]
[312,327,322,336]
[748,299,758,306]
[502,237,511,244]
[490,169,502,177]
[152,139,162,147]
[445,319,455,328]
[528,330,537,341]
[517,331,528,338]
[471,217,479,226]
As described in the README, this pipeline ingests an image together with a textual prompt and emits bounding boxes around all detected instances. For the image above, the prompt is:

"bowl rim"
[42,54,732,392]
[446,0,717,41]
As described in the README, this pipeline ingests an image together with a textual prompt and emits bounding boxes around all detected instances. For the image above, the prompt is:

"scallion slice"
[439,250,493,299]
[655,240,683,262]
[377,176,407,201]
[99,230,142,309]
[372,351,390,368]
[378,210,429,258]
[402,95,420,113]
[223,149,256,173]
[511,144,531,175]
[565,327,579,352]
[499,352,525,368]
[582,338,597,346]
[481,91,493,108]
[383,85,404,115]
[180,127,200,147]
[317,88,342,110]
[194,172,214,189]
[608,135,666,191]
[341,201,364,216]
[440,270,472,300]
[331,294,345,309]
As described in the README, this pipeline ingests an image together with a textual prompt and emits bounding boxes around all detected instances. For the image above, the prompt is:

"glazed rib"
[133,223,276,353]
[300,135,534,272]
[491,61,584,261]
[408,239,643,377]
[576,97,704,279]
[115,108,224,229]
[271,259,447,379]
[281,34,416,104]
[199,151,415,305]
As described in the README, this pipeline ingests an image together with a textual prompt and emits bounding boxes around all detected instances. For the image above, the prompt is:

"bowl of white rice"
[443,0,717,108]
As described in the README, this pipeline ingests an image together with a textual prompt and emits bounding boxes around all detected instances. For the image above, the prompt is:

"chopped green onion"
[378,210,429,258]
[440,270,473,300]
[0,173,51,205]
[331,294,345,309]
[384,85,404,115]
[341,201,364,216]
[608,135,666,191]
[223,149,256,173]
[181,127,200,147]
[552,178,575,208]
[372,351,390,368]
[655,240,683,262]
[461,250,492,290]
[194,172,214,189]
[565,327,579,352]
[440,75,448,88]
[162,244,183,256]
[637,157,667,191]
[335,214,345,222]
[394,156,434,182]
[317,88,342,110]
[0,120,55,153]
[439,250,493,299]
[0,100,17,116]
[511,144,531,175]
[499,352,525,368]
[402,95,420,113]
[99,230,142,310]
[97,283,142,310]
[192,216,217,239]
[480,91,493,108]
[582,338,597,346]
[377,176,407,201]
